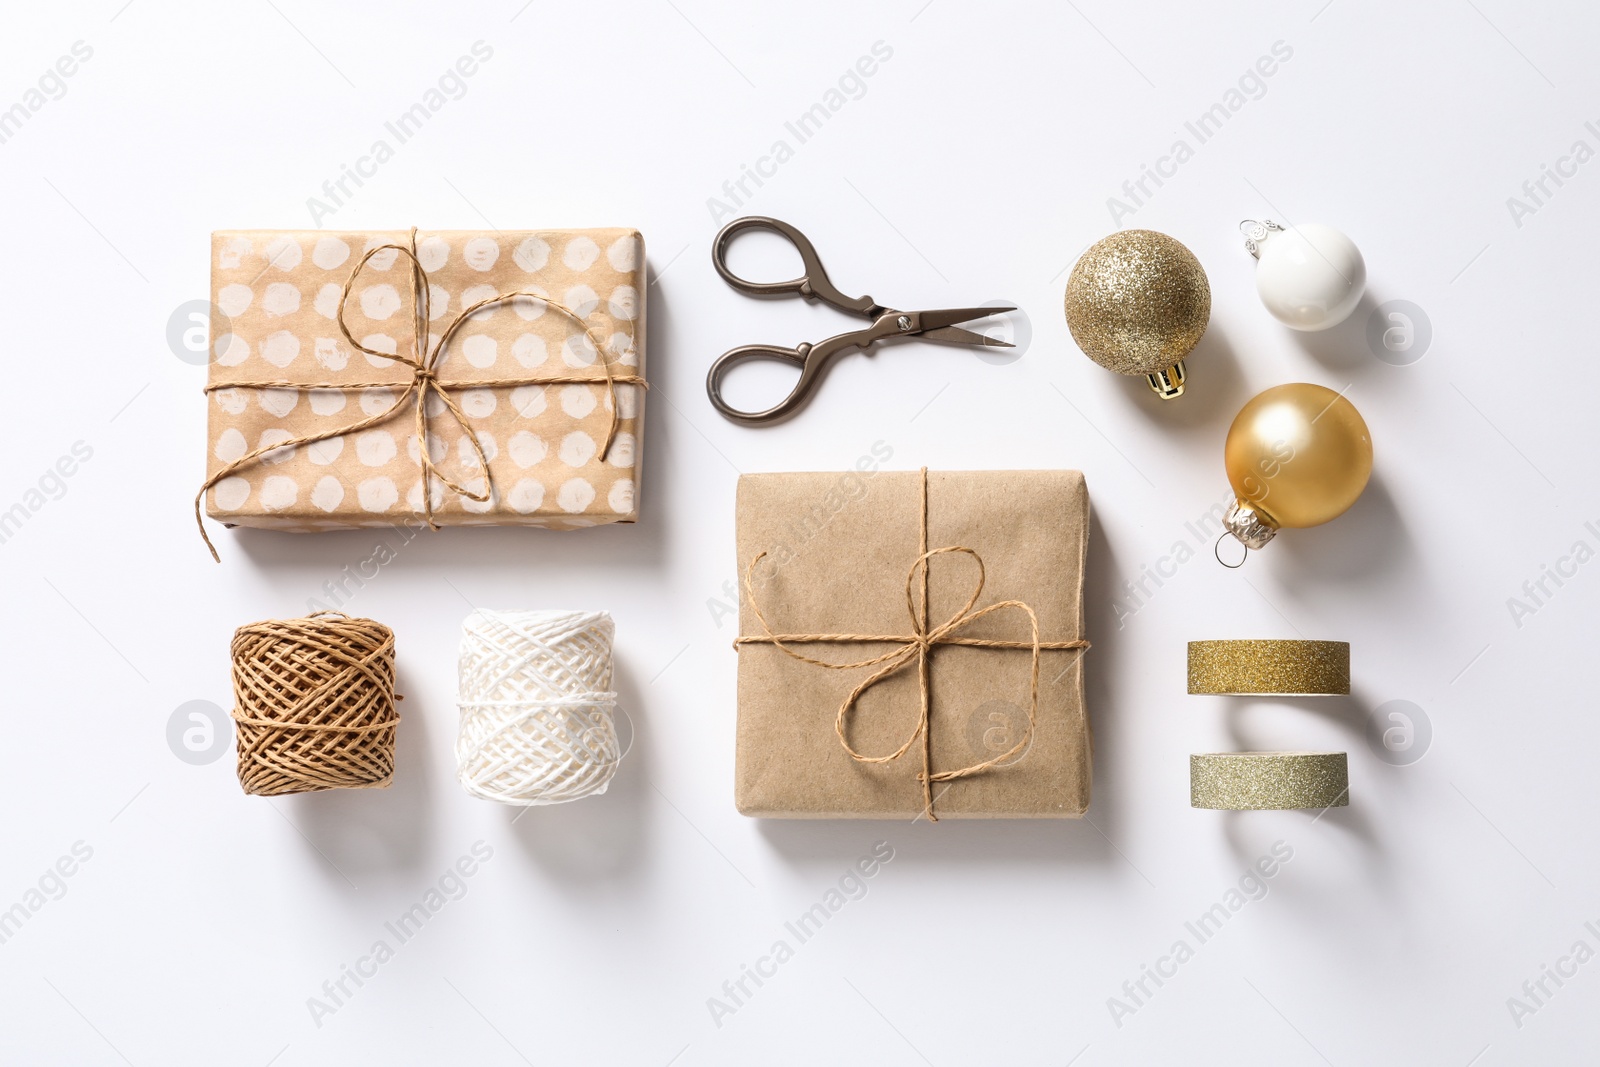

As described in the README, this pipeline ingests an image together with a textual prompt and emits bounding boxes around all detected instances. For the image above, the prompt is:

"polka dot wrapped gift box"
[199,229,646,550]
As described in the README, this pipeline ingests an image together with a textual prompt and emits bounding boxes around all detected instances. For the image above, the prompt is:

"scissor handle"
[705,342,834,425]
[711,216,879,316]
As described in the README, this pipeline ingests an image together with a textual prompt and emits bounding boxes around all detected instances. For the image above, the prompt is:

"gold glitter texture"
[1063,230,1210,376]
[1187,639,1350,696]
[1190,752,1349,810]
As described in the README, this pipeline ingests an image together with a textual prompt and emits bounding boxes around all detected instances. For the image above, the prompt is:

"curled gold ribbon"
[733,468,1090,821]
[195,228,648,561]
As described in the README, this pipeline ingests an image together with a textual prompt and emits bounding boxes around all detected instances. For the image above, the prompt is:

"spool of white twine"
[456,609,622,805]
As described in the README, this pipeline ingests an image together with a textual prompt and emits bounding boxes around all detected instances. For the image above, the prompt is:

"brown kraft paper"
[734,468,1091,819]
[204,228,645,534]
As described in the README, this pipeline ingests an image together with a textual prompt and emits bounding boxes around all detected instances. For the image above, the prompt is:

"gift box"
[733,468,1091,819]
[200,228,645,548]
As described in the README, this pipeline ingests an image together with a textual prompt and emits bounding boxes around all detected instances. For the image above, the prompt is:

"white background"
[1,1,1596,1063]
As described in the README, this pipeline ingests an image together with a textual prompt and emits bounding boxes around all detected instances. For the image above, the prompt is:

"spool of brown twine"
[230,612,401,796]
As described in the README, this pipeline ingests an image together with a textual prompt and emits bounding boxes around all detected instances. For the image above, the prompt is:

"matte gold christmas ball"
[1064,230,1210,397]
[1225,383,1373,531]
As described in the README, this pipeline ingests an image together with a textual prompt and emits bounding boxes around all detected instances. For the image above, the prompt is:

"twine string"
[230,611,401,796]
[733,468,1089,820]
[455,609,622,806]
[195,228,649,560]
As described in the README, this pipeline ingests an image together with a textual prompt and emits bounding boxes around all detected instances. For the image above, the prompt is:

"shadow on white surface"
[1214,689,1392,891]
[1106,318,1250,441]
[1286,289,1381,373]
[503,654,649,879]
[1218,802,1381,875]
[754,816,1119,870]
[1269,469,1416,585]
[280,660,437,881]
[226,500,668,575]
[1220,693,1364,740]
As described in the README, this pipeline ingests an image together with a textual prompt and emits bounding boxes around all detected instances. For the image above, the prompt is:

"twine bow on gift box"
[734,468,1090,820]
[195,228,648,560]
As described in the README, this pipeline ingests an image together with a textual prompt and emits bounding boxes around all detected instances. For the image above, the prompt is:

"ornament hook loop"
[1239,219,1283,259]
[1214,532,1249,569]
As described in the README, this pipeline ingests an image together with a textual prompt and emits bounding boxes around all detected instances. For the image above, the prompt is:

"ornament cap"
[1146,360,1186,400]
[1224,499,1278,551]
[1240,219,1284,259]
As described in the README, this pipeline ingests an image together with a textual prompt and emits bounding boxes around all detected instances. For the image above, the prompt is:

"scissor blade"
[921,324,1013,348]
[913,306,1016,335]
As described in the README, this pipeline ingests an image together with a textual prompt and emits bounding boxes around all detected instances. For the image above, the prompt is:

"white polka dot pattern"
[206,229,645,532]
[311,474,345,511]
[262,283,301,317]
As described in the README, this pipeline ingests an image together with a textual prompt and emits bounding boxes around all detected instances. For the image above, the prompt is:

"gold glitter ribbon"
[733,468,1090,822]
[1190,752,1349,810]
[1187,640,1350,696]
[194,228,648,561]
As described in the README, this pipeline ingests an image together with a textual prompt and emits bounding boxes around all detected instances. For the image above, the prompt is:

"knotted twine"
[733,468,1090,821]
[456,609,622,805]
[195,228,649,560]
[230,612,400,796]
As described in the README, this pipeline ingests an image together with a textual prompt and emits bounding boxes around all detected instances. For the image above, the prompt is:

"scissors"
[706,216,1015,424]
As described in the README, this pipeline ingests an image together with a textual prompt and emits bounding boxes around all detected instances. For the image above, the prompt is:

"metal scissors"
[706,216,1014,424]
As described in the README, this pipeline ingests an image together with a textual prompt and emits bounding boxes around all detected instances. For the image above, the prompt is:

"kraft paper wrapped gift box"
[733,469,1092,819]
[202,228,645,539]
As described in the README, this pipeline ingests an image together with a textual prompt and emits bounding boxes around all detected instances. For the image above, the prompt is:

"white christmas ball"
[1253,223,1366,331]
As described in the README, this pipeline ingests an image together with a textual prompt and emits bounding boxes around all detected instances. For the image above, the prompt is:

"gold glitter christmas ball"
[1064,230,1211,386]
